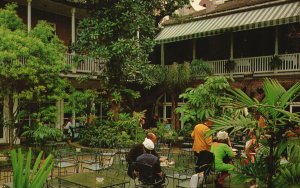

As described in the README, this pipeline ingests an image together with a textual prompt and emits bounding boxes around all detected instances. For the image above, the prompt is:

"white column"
[56,100,64,130]
[275,26,278,55]
[27,0,32,33]
[137,27,140,40]
[71,8,76,44]
[161,44,165,65]
[163,94,167,120]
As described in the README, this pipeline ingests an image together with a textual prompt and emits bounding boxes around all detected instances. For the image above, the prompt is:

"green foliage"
[178,123,194,138]
[215,78,300,187]
[64,89,97,121]
[151,122,178,143]
[176,76,232,124]
[269,55,282,70]
[73,0,158,88]
[224,59,236,72]
[80,111,145,148]
[0,3,68,145]
[163,62,191,94]
[190,59,212,78]
[232,157,269,187]
[22,122,63,146]
[72,0,188,114]
[11,148,54,188]
[0,3,25,31]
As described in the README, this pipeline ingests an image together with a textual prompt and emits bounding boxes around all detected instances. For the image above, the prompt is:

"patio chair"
[157,143,172,161]
[82,152,115,172]
[194,150,214,188]
[132,161,166,188]
[164,167,194,188]
[52,152,78,177]
[78,151,99,172]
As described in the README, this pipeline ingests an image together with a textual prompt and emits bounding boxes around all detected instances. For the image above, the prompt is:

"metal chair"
[82,152,115,172]
[132,161,166,188]
[194,150,214,188]
[52,151,78,177]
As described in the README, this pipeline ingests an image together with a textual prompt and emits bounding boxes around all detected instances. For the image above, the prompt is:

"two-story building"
[1,0,300,143]
[154,0,300,124]
[0,0,105,144]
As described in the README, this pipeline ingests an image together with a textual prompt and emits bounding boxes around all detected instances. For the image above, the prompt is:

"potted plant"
[268,55,282,70]
[224,59,236,72]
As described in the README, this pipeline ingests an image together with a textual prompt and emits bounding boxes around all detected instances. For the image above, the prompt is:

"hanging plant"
[224,59,236,72]
[268,55,282,70]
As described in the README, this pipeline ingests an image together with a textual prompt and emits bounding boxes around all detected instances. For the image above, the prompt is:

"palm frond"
[262,78,286,106]
[226,88,257,108]
[278,81,300,109]
[273,163,300,188]
[212,115,256,135]
[232,157,268,186]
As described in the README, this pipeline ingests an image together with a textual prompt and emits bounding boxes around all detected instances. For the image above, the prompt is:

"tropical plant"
[161,62,191,130]
[80,111,145,148]
[224,59,236,72]
[116,111,146,144]
[22,122,63,148]
[213,78,300,188]
[190,59,213,78]
[178,123,194,139]
[64,89,98,124]
[70,0,188,119]
[176,76,232,125]
[0,3,68,146]
[11,148,54,188]
[269,55,283,70]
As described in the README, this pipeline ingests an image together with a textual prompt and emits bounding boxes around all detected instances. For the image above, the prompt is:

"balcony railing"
[64,53,105,74]
[17,53,300,78]
[207,53,300,77]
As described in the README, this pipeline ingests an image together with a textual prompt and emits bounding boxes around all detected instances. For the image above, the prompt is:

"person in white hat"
[135,138,164,185]
[210,131,235,188]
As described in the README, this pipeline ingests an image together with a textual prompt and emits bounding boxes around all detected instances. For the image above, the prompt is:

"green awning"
[155,1,300,44]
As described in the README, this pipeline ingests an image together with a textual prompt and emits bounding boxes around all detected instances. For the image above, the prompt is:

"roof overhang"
[155,1,300,44]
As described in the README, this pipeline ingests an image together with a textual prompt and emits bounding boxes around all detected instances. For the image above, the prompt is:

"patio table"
[58,172,129,188]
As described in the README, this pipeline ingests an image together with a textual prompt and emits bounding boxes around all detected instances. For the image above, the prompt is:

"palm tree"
[212,78,300,187]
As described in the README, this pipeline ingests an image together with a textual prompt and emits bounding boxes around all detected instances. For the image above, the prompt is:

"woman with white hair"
[210,131,235,188]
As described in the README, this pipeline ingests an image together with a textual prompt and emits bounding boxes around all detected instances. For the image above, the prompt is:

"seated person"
[135,138,164,186]
[210,131,235,188]
[245,129,258,163]
[126,133,159,178]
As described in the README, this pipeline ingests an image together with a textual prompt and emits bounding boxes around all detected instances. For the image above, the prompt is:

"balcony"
[64,53,105,77]
[18,53,300,79]
[205,53,300,78]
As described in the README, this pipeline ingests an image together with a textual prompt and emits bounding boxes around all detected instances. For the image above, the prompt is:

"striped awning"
[155,1,300,44]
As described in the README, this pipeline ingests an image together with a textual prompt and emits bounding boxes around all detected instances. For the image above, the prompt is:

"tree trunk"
[171,95,180,131]
[108,94,120,121]
[4,94,14,148]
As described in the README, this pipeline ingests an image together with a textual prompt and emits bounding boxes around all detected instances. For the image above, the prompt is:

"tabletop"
[58,172,129,188]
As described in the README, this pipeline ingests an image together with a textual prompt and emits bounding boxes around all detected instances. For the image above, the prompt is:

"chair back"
[132,161,155,184]
[195,150,214,174]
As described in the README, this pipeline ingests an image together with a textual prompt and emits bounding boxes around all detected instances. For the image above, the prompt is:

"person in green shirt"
[210,131,235,188]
